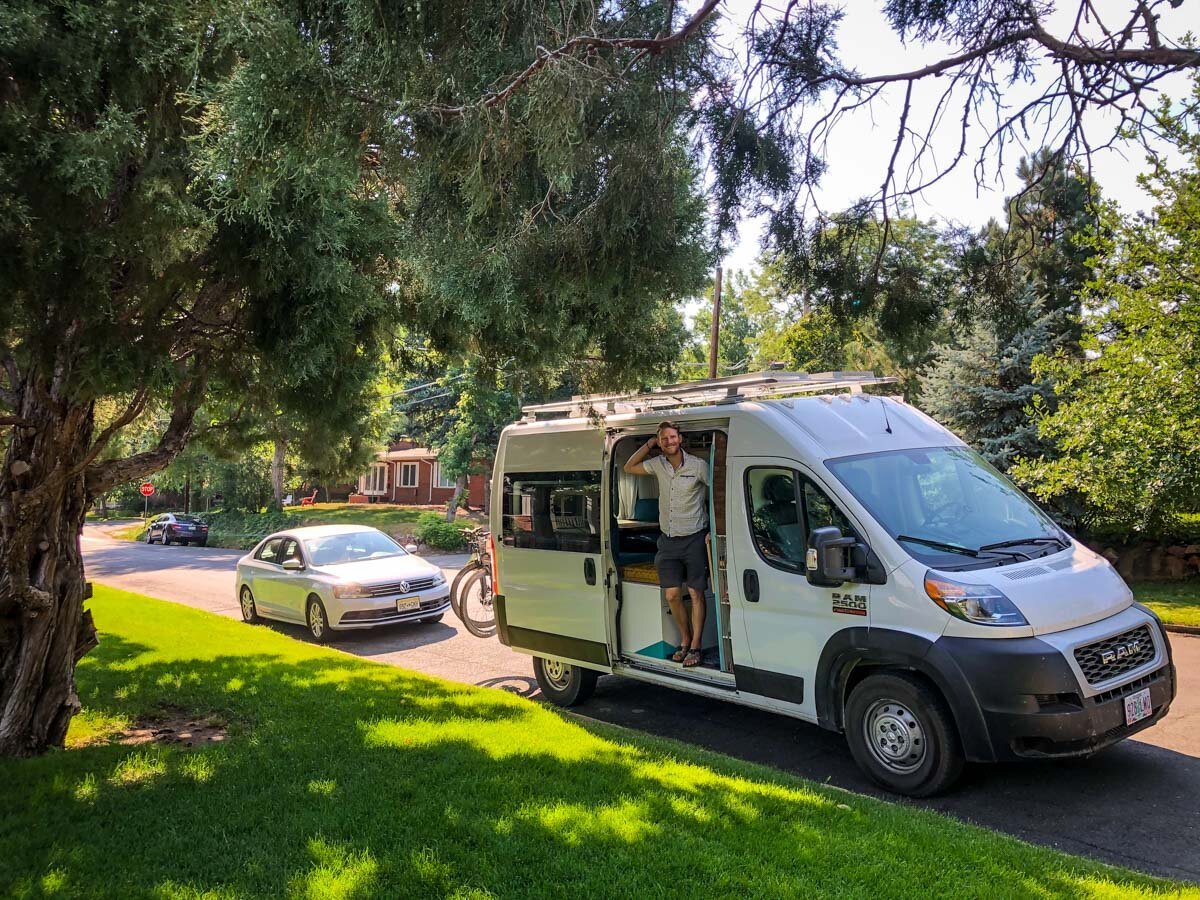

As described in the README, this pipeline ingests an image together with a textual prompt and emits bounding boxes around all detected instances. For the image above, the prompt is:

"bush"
[414,512,467,551]
[203,508,302,550]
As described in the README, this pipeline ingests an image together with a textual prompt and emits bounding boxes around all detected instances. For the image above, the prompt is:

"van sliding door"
[494,428,611,671]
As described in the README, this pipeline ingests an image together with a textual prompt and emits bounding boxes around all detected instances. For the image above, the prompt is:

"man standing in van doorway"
[624,421,709,667]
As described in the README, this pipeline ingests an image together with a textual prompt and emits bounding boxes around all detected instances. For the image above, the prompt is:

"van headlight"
[924,573,1027,626]
[332,582,368,599]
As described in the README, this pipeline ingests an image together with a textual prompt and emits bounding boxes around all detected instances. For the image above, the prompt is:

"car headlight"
[924,572,1027,626]
[332,582,369,599]
[430,572,446,586]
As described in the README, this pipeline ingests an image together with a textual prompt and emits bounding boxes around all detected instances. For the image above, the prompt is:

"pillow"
[633,497,659,522]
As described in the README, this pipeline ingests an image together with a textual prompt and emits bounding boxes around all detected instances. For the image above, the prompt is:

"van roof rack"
[520,370,899,420]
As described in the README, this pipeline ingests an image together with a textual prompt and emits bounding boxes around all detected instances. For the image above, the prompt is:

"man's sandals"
[672,645,702,667]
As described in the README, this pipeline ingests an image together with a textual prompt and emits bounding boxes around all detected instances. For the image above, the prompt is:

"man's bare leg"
[686,585,706,653]
[663,586,691,657]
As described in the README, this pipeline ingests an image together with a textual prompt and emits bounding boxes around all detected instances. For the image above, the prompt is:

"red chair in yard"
[299,489,319,507]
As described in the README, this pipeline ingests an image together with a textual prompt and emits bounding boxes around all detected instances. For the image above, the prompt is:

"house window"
[399,463,418,488]
[435,463,457,489]
[363,463,387,494]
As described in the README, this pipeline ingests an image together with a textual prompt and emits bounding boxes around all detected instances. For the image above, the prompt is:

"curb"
[1165,624,1200,636]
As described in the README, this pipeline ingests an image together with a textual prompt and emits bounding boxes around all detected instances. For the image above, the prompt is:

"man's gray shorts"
[655,530,709,592]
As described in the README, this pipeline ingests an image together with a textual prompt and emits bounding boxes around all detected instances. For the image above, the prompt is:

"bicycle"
[450,526,496,638]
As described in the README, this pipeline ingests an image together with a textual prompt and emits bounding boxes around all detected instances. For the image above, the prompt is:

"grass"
[1134,580,1200,628]
[1,589,1194,898]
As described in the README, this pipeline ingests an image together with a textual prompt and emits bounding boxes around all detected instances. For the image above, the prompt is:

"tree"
[922,152,1099,473]
[443,1,1200,254]
[0,1,709,755]
[687,270,763,376]
[1014,88,1200,536]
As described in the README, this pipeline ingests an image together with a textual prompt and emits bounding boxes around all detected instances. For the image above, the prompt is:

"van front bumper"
[933,607,1176,762]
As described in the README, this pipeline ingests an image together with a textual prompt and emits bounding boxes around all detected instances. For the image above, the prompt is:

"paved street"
[83,523,1199,883]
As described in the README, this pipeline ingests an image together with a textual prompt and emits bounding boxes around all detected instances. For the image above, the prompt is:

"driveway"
[82,523,1199,882]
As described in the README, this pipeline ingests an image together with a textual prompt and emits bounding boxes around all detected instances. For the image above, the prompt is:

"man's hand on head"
[646,436,658,450]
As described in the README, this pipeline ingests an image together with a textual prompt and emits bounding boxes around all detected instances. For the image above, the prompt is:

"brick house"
[357,440,487,507]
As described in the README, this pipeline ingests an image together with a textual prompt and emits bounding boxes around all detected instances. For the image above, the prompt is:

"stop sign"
[139,482,155,497]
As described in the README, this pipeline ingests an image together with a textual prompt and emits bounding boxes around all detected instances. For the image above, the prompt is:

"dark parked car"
[146,513,209,546]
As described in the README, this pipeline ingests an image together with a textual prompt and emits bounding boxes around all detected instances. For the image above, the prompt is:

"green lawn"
[1134,580,1200,628]
[1,588,1192,898]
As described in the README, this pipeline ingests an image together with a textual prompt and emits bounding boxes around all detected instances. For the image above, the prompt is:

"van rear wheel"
[844,672,963,797]
[533,656,597,706]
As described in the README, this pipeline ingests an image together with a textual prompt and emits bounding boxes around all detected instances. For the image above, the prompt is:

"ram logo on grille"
[1100,639,1143,666]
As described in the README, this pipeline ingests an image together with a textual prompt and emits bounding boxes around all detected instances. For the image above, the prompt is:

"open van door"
[491,424,612,671]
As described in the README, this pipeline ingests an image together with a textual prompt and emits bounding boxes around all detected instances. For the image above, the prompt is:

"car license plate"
[396,597,420,613]
[1124,687,1152,726]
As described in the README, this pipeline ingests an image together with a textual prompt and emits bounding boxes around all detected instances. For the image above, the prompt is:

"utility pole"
[708,266,723,379]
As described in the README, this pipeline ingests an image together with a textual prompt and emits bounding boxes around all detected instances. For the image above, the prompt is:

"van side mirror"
[806,527,857,586]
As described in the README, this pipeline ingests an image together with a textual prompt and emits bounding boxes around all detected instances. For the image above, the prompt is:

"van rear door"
[492,425,611,671]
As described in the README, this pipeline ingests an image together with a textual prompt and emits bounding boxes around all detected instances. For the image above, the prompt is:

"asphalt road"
[82,523,1199,883]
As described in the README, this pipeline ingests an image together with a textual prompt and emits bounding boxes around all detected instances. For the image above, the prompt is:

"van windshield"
[825,447,1068,570]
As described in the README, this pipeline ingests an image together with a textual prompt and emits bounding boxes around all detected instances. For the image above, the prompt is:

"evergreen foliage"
[1014,89,1200,537]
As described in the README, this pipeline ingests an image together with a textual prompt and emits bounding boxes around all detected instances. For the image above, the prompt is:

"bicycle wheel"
[449,561,483,620]
[458,566,496,638]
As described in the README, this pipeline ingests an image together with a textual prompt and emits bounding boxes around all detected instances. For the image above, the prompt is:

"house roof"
[380,448,435,461]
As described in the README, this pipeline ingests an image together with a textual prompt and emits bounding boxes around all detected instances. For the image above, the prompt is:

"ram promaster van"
[487,371,1176,796]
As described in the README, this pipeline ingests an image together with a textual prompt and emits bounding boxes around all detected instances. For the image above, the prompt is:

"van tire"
[532,656,598,707]
[844,671,963,797]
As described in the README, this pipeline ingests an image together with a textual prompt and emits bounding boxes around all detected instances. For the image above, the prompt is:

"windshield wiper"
[896,535,980,557]
[979,536,1067,552]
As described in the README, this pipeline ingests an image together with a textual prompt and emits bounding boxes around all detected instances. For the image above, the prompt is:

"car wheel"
[419,613,445,625]
[239,586,260,624]
[532,656,598,707]
[162,533,172,546]
[844,672,963,797]
[145,529,153,544]
[307,596,331,644]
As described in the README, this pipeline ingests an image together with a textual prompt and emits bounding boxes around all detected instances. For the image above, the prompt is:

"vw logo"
[398,581,410,594]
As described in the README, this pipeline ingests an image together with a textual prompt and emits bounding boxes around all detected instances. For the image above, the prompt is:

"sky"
[711,0,1194,276]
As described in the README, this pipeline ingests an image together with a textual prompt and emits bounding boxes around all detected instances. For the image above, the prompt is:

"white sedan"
[235,525,450,642]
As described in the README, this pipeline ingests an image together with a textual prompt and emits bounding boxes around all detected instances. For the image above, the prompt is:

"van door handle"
[743,569,760,603]
[584,558,597,586]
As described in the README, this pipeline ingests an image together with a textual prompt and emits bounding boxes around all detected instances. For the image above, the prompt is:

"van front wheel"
[844,672,963,797]
[533,657,597,707]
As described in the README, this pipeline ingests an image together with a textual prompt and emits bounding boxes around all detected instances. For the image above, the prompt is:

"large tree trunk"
[0,383,98,756]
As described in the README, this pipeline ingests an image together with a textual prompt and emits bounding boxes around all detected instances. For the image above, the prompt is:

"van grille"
[363,576,439,597]
[1073,626,1155,686]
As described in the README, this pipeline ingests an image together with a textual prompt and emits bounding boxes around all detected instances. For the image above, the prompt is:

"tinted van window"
[502,471,602,553]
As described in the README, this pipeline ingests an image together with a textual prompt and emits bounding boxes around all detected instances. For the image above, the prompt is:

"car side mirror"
[404,543,419,554]
[806,527,889,587]
[282,558,304,571]
[806,526,857,586]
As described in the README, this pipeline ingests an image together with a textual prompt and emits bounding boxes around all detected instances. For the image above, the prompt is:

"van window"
[502,471,602,553]
[746,468,858,571]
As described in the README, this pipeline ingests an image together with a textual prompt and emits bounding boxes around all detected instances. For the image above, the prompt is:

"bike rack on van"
[520,370,900,421]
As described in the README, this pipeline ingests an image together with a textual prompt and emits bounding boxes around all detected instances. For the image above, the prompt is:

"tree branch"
[84,374,208,496]
[433,0,722,117]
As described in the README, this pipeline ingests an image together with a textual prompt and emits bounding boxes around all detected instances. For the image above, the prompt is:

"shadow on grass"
[0,632,1186,898]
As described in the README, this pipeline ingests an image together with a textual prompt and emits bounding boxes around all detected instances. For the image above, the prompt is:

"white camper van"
[488,372,1176,796]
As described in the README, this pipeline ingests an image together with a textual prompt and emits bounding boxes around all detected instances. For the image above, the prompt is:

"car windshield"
[175,515,202,524]
[825,446,1067,571]
[303,531,407,566]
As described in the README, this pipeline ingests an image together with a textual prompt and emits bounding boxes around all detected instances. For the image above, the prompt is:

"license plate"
[396,597,420,613]
[1124,687,1152,726]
